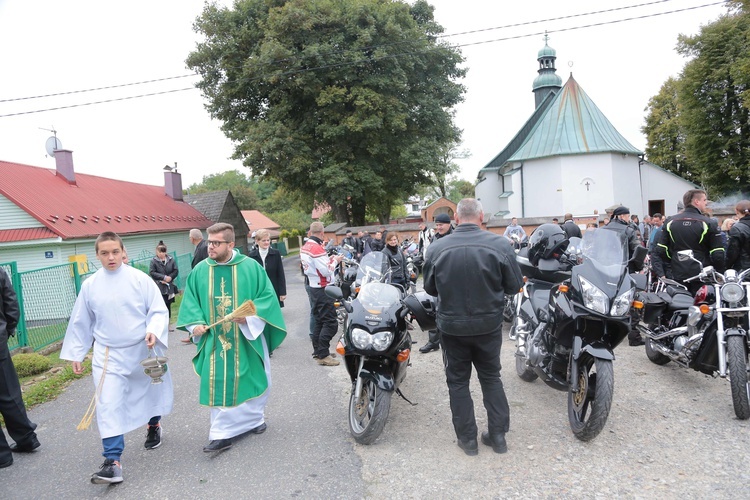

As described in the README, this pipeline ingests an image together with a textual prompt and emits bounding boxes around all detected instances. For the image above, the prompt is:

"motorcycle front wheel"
[349,378,392,444]
[568,354,614,441]
[726,336,750,420]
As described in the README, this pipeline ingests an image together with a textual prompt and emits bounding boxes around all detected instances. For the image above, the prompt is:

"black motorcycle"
[514,226,644,441]
[325,251,436,444]
[634,250,750,419]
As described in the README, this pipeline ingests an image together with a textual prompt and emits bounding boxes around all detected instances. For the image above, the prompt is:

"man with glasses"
[177,223,286,453]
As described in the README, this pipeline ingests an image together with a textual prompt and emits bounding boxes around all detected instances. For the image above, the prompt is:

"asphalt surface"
[2,255,750,498]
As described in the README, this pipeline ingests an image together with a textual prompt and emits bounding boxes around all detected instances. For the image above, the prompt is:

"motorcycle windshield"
[357,282,402,312]
[577,230,628,280]
[357,251,390,284]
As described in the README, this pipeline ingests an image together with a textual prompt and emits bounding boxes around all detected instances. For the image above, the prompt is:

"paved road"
[2,255,750,498]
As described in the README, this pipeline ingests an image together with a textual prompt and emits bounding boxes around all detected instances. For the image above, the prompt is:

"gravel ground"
[345,321,750,499]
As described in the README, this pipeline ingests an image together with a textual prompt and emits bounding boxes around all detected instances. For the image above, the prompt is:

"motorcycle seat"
[657,291,693,311]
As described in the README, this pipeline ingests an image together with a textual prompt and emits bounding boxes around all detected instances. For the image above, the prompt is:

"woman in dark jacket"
[727,200,750,271]
[149,241,179,320]
[247,229,287,307]
[383,233,408,289]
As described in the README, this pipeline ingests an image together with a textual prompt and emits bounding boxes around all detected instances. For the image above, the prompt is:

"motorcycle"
[634,250,750,419]
[325,251,436,444]
[514,226,645,441]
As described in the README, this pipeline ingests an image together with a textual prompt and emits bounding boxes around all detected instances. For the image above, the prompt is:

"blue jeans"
[102,416,160,460]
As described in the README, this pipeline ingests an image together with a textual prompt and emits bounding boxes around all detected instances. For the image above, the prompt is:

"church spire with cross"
[532,32,563,108]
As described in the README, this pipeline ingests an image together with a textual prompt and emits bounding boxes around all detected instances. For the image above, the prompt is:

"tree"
[425,142,470,199]
[446,179,474,203]
[186,170,259,209]
[642,78,695,180]
[677,10,750,195]
[187,0,465,225]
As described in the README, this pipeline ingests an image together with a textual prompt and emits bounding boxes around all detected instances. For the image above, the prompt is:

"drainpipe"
[520,163,525,218]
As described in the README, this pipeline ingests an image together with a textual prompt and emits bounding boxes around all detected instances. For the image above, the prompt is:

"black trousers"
[309,287,338,358]
[0,341,37,463]
[441,332,510,441]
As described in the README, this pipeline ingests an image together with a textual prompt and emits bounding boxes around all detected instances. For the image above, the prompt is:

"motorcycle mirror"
[325,285,344,301]
[677,249,695,262]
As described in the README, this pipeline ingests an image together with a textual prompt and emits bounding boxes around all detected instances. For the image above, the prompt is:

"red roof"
[0,160,212,239]
[0,227,59,243]
[241,210,280,230]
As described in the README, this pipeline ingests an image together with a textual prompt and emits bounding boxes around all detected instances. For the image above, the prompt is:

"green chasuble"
[177,250,286,407]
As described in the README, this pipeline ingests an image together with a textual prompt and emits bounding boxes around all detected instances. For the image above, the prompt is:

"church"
[475,39,696,220]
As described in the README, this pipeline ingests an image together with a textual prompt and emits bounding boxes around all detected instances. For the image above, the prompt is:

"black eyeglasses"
[207,240,228,247]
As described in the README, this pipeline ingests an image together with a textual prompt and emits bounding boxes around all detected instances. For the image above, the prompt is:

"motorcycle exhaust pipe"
[637,324,688,341]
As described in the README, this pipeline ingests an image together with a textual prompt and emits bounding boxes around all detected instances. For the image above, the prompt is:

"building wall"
[0,194,44,229]
[640,163,696,217]
[520,156,564,218]
[0,232,194,272]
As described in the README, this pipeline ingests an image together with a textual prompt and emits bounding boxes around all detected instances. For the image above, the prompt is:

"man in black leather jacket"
[418,213,454,353]
[602,206,641,267]
[653,189,725,293]
[423,199,523,456]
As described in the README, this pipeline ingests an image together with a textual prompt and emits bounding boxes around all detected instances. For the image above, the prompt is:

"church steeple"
[532,33,562,108]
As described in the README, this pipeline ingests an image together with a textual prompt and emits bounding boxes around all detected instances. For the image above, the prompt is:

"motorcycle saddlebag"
[638,292,666,324]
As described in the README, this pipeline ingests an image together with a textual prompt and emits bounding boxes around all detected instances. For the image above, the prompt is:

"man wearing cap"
[603,206,641,261]
[653,189,725,293]
[603,206,645,346]
[419,213,454,353]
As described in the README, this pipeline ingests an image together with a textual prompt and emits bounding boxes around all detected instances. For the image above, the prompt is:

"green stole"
[177,251,286,407]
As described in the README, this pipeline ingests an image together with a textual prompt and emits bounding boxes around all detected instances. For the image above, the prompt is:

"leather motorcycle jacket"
[727,215,750,271]
[653,206,726,283]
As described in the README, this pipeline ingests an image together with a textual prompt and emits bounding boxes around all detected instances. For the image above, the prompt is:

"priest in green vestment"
[177,223,286,453]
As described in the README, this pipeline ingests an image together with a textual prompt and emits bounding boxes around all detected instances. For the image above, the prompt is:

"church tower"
[532,34,562,108]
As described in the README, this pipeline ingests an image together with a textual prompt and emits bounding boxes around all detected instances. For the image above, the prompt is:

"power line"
[0,0,702,104]
[0,1,724,118]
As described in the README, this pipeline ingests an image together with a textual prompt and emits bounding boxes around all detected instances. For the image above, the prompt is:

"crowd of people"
[4,190,750,481]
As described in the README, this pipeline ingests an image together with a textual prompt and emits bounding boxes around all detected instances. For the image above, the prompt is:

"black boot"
[419,330,440,353]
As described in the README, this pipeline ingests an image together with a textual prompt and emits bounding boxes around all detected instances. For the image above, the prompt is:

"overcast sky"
[0,0,729,189]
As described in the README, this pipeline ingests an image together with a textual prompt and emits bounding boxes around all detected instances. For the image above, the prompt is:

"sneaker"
[317,355,340,366]
[145,424,162,449]
[91,458,123,484]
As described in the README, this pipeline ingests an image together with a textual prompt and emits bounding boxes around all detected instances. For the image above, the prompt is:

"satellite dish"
[45,136,63,157]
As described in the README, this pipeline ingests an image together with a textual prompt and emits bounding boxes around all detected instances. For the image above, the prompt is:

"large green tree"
[642,77,695,180]
[187,0,466,225]
[677,9,750,195]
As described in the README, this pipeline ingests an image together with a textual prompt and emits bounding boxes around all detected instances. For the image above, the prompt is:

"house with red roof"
[0,150,212,272]
[241,210,281,241]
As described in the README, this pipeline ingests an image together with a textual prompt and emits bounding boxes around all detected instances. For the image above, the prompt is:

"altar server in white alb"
[61,231,173,485]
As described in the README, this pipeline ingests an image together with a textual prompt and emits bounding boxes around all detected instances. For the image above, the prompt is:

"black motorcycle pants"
[309,286,339,358]
[441,331,510,441]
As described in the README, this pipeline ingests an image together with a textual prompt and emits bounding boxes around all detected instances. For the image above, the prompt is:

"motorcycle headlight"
[351,328,371,349]
[371,331,394,351]
[350,328,394,351]
[720,282,745,303]
[610,287,634,317]
[579,276,608,315]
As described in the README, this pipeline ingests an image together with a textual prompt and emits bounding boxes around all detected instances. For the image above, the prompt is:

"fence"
[2,251,191,352]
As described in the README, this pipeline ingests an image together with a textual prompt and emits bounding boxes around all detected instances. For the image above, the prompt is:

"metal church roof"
[507,75,642,162]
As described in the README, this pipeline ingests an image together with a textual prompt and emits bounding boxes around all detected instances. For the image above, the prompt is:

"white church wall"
[475,170,504,216]
[522,157,563,217]
[559,153,616,216]
[610,153,646,217]
[640,163,696,217]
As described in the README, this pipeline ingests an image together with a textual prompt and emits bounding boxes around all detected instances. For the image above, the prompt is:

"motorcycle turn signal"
[336,341,346,356]
[396,349,410,362]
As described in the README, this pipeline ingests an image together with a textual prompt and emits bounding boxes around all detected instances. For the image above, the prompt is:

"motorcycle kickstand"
[396,388,417,406]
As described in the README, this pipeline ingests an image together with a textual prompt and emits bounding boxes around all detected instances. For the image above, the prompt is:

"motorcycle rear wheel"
[568,355,614,441]
[726,336,750,420]
[349,379,392,444]
[645,339,671,365]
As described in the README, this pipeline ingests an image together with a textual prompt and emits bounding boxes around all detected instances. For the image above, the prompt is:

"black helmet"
[403,291,437,330]
[527,223,569,267]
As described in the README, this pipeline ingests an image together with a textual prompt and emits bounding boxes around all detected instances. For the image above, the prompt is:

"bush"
[280,229,291,239]
[12,353,53,378]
